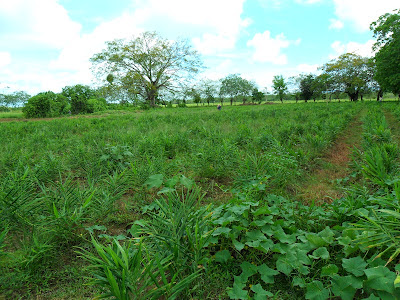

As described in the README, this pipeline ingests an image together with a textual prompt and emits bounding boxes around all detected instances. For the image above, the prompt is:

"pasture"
[1,101,400,299]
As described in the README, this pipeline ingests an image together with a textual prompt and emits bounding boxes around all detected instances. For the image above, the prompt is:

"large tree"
[370,9,400,98]
[199,79,219,106]
[272,75,288,103]
[219,74,255,105]
[91,31,203,107]
[299,74,316,102]
[320,53,374,101]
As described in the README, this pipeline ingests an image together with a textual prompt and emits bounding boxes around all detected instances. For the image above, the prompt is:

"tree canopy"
[272,75,287,102]
[371,9,400,97]
[91,31,203,107]
[220,74,256,105]
[320,53,374,101]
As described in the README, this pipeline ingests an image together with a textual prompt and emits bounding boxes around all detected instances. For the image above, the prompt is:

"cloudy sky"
[0,0,398,95]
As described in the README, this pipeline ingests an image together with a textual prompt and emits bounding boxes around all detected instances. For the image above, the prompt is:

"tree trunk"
[230,98,233,105]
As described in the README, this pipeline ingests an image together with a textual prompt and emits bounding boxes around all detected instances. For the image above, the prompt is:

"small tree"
[252,88,265,104]
[272,75,288,102]
[62,84,95,114]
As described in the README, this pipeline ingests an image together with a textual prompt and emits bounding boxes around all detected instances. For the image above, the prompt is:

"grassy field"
[1,101,400,299]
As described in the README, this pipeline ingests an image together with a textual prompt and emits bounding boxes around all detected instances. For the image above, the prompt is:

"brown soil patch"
[297,114,363,204]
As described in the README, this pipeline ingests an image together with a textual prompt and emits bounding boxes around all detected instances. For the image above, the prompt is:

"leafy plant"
[81,237,199,299]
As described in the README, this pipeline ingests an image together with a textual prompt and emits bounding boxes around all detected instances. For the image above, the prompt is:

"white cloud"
[50,12,144,71]
[329,19,344,30]
[332,0,399,31]
[295,0,322,4]
[247,31,294,64]
[0,52,12,68]
[0,0,81,49]
[329,40,375,59]
[296,63,319,73]
[132,0,249,54]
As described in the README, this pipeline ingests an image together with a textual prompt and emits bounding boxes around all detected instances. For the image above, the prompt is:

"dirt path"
[296,114,364,204]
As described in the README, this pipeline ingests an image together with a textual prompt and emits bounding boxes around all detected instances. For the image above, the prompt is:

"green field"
[1,101,400,299]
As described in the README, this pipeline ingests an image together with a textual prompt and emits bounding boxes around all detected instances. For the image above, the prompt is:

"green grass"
[0,109,23,119]
[2,101,400,299]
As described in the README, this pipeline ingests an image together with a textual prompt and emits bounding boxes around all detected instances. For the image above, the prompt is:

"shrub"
[22,92,69,118]
[87,98,107,113]
[62,84,95,114]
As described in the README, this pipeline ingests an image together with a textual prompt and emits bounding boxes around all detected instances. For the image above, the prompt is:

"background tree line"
[5,8,399,117]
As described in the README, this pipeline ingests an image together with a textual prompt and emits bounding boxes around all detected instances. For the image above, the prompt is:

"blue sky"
[0,0,398,95]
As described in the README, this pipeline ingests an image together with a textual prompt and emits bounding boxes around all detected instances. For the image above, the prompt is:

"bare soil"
[296,115,363,204]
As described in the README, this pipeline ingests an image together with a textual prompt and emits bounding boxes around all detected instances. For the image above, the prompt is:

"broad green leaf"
[228,205,249,215]
[215,250,231,263]
[261,224,274,236]
[250,216,274,227]
[179,175,194,189]
[212,227,231,237]
[366,257,386,268]
[321,264,339,277]
[253,206,271,216]
[271,243,290,254]
[364,266,396,294]
[245,230,268,247]
[298,264,310,275]
[276,257,293,275]
[258,264,279,284]
[319,227,335,244]
[257,240,274,253]
[292,276,306,288]
[232,239,245,251]
[157,187,176,195]
[164,176,179,188]
[310,247,330,260]
[394,275,400,288]
[287,246,311,265]
[227,276,248,300]
[364,295,380,300]
[306,233,328,247]
[143,174,163,189]
[251,284,273,300]
[240,261,258,280]
[275,229,297,244]
[305,281,329,300]
[331,275,362,300]
[342,256,367,277]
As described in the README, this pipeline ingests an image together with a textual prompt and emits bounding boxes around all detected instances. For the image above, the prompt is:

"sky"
[0,0,399,95]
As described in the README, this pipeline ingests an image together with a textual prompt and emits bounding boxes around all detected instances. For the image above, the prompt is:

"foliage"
[371,9,400,97]
[87,97,107,113]
[320,53,375,101]
[299,74,316,101]
[80,238,198,300]
[22,91,69,118]
[199,79,219,105]
[252,88,265,104]
[62,84,95,114]
[0,91,30,108]
[220,74,255,104]
[2,101,391,299]
[91,31,203,107]
[272,75,288,102]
